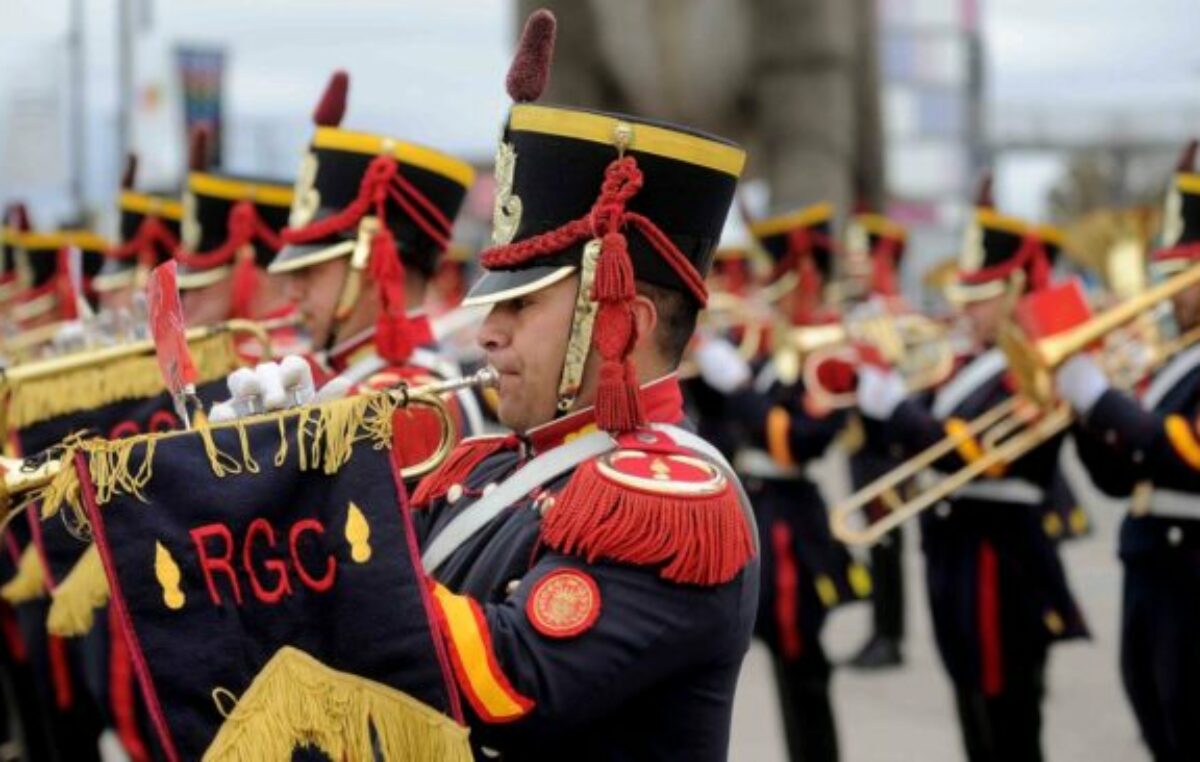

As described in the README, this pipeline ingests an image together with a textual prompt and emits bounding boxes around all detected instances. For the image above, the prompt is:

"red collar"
[326,313,436,372]
[525,374,685,453]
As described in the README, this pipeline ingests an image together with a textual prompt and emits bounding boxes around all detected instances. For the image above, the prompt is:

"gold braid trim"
[0,544,46,604]
[6,333,240,431]
[202,646,471,762]
[46,543,108,637]
[41,391,403,534]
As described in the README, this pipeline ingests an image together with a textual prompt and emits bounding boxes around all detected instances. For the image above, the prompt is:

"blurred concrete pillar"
[513,0,884,219]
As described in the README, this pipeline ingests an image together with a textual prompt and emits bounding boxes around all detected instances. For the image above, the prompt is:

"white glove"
[1055,354,1110,414]
[857,365,907,420]
[209,355,328,422]
[694,337,751,393]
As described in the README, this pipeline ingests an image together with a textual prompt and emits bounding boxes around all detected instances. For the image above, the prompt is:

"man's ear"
[630,292,658,347]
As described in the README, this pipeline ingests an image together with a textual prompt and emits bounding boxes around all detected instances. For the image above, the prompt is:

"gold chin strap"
[326,216,381,350]
[556,239,602,413]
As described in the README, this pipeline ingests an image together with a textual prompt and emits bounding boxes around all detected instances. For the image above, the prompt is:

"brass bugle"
[385,366,499,481]
[0,367,499,523]
[0,455,62,531]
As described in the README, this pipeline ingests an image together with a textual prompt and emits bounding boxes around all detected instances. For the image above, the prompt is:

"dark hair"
[636,280,700,367]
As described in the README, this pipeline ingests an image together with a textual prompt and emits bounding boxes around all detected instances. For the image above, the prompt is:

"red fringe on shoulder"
[541,462,755,587]
[409,435,515,509]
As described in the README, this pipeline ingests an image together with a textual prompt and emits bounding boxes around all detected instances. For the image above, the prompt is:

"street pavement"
[728,442,1151,762]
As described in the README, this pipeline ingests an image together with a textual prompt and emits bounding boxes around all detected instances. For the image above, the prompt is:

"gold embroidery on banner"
[491,140,522,245]
[289,152,321,229]
[155,541,186,610]
[345,502,372,564]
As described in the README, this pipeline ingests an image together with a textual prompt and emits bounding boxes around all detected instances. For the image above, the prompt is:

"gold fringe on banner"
[5,333,240,431]
[0,544,47,604]
[46,544,109,637]
[203,646,472,762]
[40,391,403,534]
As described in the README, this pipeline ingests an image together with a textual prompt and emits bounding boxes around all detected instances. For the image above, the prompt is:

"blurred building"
[878,0,984,302]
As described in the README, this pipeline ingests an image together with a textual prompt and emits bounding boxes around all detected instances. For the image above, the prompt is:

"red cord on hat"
[481,155,709,432]
[958,232,1051,292]
[281,154,454,363]
[175,200,282,270]
[109,216,179,269]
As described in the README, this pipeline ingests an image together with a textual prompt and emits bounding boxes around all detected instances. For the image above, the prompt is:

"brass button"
[505,579,521,596]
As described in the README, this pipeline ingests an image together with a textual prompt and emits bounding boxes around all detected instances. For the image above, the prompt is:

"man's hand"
[694,337,751,393]
[209,356,351,422]
[857,365,907,421]
[1054,354,1110,415]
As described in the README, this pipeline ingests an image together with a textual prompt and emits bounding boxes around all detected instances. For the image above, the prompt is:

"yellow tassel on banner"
[0,544,47,604]
[6,333,240,431]
[46,544,109,637]
[202,646,472,762]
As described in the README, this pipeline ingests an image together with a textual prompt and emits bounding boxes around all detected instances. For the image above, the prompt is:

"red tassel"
[409,435,516,509]
[506,10,557,103]
[121,153,138,190]
[870,237,899,296]
[1177,139,1198,173]
[229,247,261,319]
[313,70,349,127]
[591,231,643,431]
[541,461,755,586]
[188,125,210,172]
[54,247,78,321]
[369,228,413,363]
[975,169,994,209]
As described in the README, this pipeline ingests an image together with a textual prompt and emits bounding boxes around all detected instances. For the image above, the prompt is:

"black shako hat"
[1153,139,1200,274]
[175,127,293,291]
[269,70,474,363]
[948,172,1060,303]
[96,154,184,293]
[462,9,746,432]
[269,71,474,279]
[747,201,837,301]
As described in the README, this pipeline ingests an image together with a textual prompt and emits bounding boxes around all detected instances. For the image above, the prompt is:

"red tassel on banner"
[541,460,755,586]
[409,435,517,509]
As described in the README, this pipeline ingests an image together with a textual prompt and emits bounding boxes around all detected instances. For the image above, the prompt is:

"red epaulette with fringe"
[540,429,755,586]
[409,435,516,510]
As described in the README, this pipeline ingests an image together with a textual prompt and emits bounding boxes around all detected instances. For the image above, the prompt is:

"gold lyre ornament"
[182,191,202,251]
[960,219,985,272]
[1161,185,1184,250]
[491,140,522,246]
[289,152,322,229]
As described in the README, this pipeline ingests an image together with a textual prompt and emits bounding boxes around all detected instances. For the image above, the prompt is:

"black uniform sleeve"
[728,385,846,467]
[429,553,755,755]
[1076,388,1200,494]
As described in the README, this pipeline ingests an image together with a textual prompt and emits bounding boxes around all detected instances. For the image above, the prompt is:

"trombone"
[831,262,1200,547]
